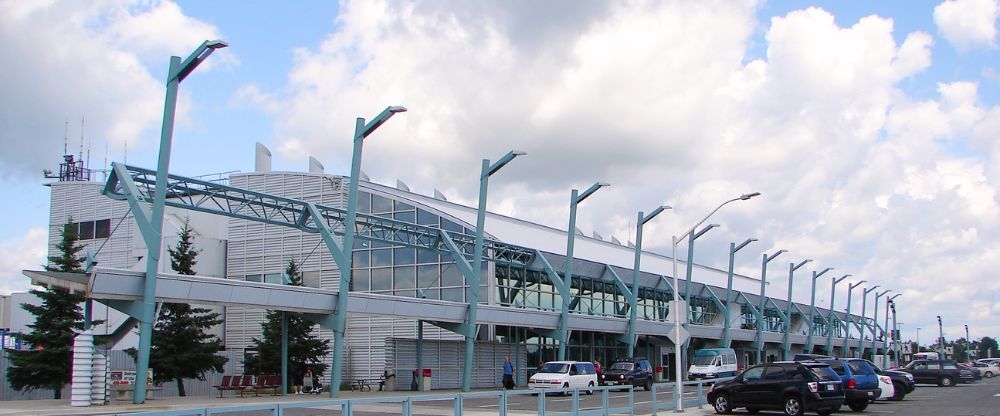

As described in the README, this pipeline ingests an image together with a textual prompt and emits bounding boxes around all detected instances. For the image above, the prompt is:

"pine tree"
[6,219,86,399]
[147,220,228,396]
[245,259,329,392]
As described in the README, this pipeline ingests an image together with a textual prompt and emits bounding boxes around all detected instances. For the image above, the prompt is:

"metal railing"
[113,385,635,416]
[650,377,735,414]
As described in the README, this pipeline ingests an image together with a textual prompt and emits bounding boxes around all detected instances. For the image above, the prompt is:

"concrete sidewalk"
[0,389,718,416]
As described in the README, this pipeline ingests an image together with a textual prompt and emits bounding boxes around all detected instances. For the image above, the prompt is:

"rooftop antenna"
[103,140,109,182]
[83,116,91,171]
[123,137,128,164]
[63,118,69,155]
[78,116,84,162]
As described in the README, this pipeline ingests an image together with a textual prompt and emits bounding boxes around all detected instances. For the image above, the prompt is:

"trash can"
[654,366,664,382]
[384,369,395,391]
[420,368,432,391]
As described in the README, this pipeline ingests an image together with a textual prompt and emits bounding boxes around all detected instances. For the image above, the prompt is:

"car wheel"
[783,396,804,416]
[939,376,954,387]
[712,394,733,414]
[848,400,869,411]
[586,381,595,395]
[644,378,652,391]
[890,381,906,401]
[562,382,570,396]
[985,371,994,378]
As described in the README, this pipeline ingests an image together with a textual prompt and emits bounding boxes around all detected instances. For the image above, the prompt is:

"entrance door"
[663,353,676,381]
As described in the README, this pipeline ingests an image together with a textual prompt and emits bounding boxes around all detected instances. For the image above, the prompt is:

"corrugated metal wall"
[0,350,243,400]
[386,338,525,390]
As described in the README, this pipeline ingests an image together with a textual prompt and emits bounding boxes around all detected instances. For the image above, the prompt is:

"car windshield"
[610,362,634,371]
[540,363,570,374]
[807,366,840,381]
[692,356,717,366]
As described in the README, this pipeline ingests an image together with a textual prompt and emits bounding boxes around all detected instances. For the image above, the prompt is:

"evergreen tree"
[147,220,228,396]
[7,219,86,399]
[245,259,329,392]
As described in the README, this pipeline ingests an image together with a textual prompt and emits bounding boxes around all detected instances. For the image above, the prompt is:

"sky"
[1,0,999,348]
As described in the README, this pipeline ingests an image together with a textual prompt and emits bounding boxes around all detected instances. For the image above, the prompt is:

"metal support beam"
[721,238,755,348]
[754,250,785,363]
[805,268,833,353]
[782,260,811,360]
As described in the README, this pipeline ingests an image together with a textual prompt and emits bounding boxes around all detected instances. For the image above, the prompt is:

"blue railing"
[650,377,735,414]
[113,385,635,416]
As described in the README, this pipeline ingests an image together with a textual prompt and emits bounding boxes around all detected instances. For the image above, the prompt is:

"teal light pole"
[754,249,787,364]
[871,290,890,359]
[134,39,227,404]
[781,259,812,360]
[937,315,944,358]
[627,205,671,356]
[804,267,833,353]
[559,182,609,360]
[670,191,760,412]
[825,274,851,356]
[721,238,756,348]
[888,295,901,367]
[841,280,866,356]
[682,224,719,302]
[856,285,880,358]
[337,105,407,396]
[465,150,525,391]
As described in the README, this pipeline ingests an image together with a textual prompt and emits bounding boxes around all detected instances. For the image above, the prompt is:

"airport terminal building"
[37,147,887,390]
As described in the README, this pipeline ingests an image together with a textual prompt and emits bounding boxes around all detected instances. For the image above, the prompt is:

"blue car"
[818,358,881,411]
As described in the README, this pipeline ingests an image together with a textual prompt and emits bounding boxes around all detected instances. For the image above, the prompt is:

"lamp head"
[740,192,761,200]
[597,182,611,188]
[388,106,408,113]
[206,40,229,49]
[512,150,527,156]
[775,249,788,255]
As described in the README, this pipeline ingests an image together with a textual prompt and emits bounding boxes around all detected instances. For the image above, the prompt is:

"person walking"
[502,356,516,390]
[302,368,314,394]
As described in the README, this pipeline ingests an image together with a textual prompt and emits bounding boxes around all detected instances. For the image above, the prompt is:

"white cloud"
[0,0,225,180]
[0,228,47,295]
[933,0,999,51]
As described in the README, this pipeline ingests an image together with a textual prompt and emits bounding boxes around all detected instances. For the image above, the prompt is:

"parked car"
[602,357,654,391]
[865,359,916,401]
[876,374,894,400]
[817,358,881,411]
[792,353,833,361]
[976,358,1000,366]
[972,361,999,378]
[689,348,739,380]
[528,361,599,394]
[899,359,973,386]
[959,362,982,382]
[707,361,844,416]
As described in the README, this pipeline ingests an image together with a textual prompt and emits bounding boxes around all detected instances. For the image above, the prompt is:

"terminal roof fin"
[396,179,410,192]
[592,231,603,241]
[433,189,448,201]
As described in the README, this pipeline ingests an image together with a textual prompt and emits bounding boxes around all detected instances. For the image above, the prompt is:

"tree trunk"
[177,378,186,397]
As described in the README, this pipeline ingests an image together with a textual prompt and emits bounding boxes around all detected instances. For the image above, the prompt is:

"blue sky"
[1,0,998,343]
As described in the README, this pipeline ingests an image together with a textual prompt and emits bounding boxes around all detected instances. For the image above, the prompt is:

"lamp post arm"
[677,197,740,241]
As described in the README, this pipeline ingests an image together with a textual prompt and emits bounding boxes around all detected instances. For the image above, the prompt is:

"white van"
[688,348,738,380]
[528,361,599,393]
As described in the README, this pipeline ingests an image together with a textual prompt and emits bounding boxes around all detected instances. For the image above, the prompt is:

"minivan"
[528,361,599,394]
[689,348,738,380]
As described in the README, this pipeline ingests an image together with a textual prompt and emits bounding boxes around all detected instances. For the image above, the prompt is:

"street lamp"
[871,290,890,359]
[887,294,901,367]
[826,274,851,356]
[965,324,971,361]
[670,191,759,412]
[937,315,945,358]
[805,267,833,353]
[721,238,756,348]
[841,280,867,356]
[755,249,786,364]
[858,286,881,358]
[627,205,671,356]
[560,182,609,360]
[336,105,407,396]
[134,39,227,404]
[462,150,525,391]
[782,259,812,360]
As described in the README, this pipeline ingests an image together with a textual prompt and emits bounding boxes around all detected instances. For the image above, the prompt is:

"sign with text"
[109,369,153,386]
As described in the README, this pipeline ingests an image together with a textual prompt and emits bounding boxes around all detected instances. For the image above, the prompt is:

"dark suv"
[707,361,844,416]
[602,357,654,391]
[900,359,974,386]
[817,358,881,411]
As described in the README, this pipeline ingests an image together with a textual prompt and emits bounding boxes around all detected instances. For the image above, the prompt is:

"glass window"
[303,271,320,288]
[441,287,463,302]
[742,366,765,381]
[370,268,392,291]
[417,249,438,264]
[95,219,111,239]
[441,219,463,233]
[395,289,415,298]
[441,264,463,287]
[371,249,391,267]
[352,251,370,268]
[422,288,439,300]
[394,200,414,211]
[78,221,95,240]
[763,366,785,381]
[264,273,282,284]
[416,209,438,226]
[245,274,262,283]
[393,247,415,265]
[394,266,415,289]
[848,360,874,375]
[417,265,439,288]
[352,269,369,291]
[393,211,415,223]
[371,194,393,213]
[357,192,371,213]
